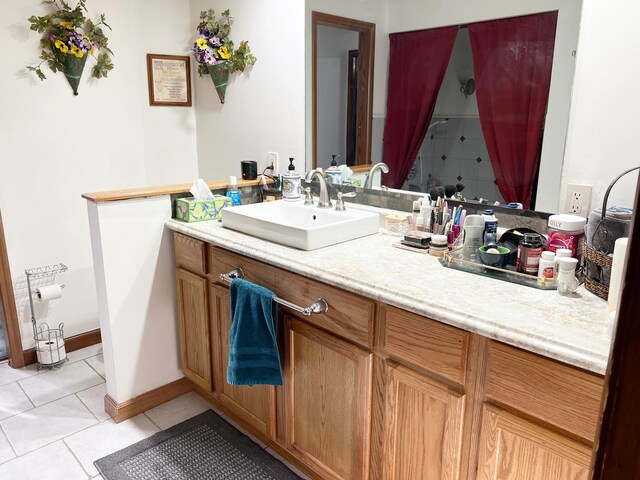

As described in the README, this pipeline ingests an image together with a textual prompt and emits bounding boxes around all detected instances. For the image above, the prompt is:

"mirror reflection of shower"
[428,118,449,130]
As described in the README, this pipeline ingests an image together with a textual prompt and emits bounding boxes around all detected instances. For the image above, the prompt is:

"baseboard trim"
[22,328,102,366]
[104,377,193,423]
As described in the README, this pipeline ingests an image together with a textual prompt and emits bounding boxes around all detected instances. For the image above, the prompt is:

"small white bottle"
[557,257,579,295]
[537,251,556,287]
[554,248,572,281]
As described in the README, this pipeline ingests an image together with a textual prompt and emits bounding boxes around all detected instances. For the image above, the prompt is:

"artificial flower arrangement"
[27,0,114,95]
[193,9,256,103]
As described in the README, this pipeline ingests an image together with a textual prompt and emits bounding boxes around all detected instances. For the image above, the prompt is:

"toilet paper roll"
[36,340,66,365]
[36,284,63,303]
[608,238,629,315]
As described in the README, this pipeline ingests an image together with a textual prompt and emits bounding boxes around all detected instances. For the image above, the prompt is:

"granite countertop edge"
[166,219,610,375]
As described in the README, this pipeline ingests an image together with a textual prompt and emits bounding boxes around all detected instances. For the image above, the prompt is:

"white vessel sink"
[221,200,380,250]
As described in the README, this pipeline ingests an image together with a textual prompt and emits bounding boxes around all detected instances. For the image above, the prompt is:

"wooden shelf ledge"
[82,178,272,203]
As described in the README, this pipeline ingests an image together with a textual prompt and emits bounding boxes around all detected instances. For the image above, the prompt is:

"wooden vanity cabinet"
[174,232,213,393]
[474,341,603,480]
[173,234,605,480]
[282,316,373,480]
[209,284,277,438]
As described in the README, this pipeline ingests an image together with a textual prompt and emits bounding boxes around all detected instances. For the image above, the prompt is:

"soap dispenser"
[282,158,301,201]
[326,154,342,185]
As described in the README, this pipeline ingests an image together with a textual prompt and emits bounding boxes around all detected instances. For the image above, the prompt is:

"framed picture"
[146,54,192,107]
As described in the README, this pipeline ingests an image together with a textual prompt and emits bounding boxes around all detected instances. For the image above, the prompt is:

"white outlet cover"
[564,184,592,215]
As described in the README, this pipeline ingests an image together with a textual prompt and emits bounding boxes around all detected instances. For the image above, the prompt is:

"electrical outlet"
[267,152,279,176]
[563,184,592,216]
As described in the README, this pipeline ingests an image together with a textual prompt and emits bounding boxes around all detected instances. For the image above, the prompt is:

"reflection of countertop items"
[166,218,610,374]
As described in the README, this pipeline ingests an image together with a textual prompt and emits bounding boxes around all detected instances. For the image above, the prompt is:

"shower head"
[428,118,449,130]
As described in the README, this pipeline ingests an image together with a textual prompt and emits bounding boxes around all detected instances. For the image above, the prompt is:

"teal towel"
[227,278,283,386]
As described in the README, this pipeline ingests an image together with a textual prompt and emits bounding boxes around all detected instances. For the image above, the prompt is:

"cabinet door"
[382,363,465,480]
[176,268,212,392]
[210,285,276,438]
[476,404,591,480]
[284,317,373,480]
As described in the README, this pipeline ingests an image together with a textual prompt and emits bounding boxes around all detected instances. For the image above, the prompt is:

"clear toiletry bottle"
[226,176,241,206]
[557,257,579,295]
[482,209,498,247]
[282,158,301,201]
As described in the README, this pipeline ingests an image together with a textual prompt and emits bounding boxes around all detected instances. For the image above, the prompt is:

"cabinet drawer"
[209,246,277,292]
[382,306,469,385]
[174,233,207,275]
[276,270,375,348]
[485,341,604,442]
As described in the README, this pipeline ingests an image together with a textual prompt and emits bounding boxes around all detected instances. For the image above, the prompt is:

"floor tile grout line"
[15,380,36,409]
[75,393,101,423]
[62,437,93,479]
[13,364,106,410]
[83,358,105,381]
[142,412,163,431]
[0,391,102,458]
[0,423,18,463]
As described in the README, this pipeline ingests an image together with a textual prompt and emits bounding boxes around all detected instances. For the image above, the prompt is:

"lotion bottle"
[282,158,301,201]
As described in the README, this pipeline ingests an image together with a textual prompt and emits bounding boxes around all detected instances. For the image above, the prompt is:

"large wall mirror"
[305,0,583,212]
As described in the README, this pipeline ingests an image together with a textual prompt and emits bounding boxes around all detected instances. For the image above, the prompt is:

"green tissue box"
[175,195,232,222]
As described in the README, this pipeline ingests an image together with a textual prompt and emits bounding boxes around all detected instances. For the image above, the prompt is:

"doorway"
[312,12,375,169]
[0,210,25,367]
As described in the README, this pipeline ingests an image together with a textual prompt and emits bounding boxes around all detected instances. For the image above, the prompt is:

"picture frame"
[146,54,192,107]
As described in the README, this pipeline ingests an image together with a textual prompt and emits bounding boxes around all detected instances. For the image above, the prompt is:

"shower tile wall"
[405,117,505,204]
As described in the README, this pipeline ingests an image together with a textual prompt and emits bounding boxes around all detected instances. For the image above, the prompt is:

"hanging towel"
[227,278,283,386]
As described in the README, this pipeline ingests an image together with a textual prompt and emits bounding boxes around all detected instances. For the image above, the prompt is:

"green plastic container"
[175,195,232,222]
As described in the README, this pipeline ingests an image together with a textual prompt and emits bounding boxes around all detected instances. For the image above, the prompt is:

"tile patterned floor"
[0,344,310,480]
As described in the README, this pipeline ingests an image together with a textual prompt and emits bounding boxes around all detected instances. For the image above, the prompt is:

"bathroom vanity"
[168,218,607,480]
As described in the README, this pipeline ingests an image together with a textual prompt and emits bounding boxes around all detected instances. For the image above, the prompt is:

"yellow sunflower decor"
[192,9,256,103]
[27,0,114,95]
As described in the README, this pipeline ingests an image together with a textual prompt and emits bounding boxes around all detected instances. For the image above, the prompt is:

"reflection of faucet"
[305,169,332,208]
[364,162,389,189]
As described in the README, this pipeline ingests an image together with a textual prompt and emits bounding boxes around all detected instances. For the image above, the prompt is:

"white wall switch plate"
[563,183,592,216]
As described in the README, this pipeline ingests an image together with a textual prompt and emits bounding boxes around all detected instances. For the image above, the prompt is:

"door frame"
[312,11,375,169]
[591,173,640,478]
[0,210,26,368]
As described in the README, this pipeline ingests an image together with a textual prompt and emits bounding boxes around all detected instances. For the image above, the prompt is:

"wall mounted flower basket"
[193,9,256,104]
[207,61,229,103]
[27,0,114,96]
[55,47,87,95]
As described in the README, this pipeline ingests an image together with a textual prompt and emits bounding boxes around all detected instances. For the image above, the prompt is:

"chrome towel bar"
[219,267,329,316]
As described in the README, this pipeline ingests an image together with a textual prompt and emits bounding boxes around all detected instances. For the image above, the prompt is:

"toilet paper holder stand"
[25,263,68,370]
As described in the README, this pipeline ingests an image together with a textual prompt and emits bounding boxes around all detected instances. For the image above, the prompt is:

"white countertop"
[166,217,611,375]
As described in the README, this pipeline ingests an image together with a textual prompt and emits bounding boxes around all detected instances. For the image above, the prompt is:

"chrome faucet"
[305,169,332,208]
[364,162,389,189]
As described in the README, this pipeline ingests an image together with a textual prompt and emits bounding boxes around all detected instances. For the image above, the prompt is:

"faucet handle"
[335,191,356,211]
[303,187,314,205]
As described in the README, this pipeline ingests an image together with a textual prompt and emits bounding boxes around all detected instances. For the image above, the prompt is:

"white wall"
[88,197,181,403]
[191,0,305,180]
[560,0,640,211]
[0,0,198,349]
[433,29,479,118]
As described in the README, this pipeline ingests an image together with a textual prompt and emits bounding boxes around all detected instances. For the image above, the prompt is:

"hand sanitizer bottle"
[226,176,241,206]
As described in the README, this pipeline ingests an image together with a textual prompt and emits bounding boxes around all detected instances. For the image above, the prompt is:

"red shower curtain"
[382,27,457,188]
[468,12,558,208]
